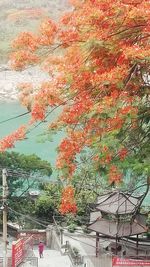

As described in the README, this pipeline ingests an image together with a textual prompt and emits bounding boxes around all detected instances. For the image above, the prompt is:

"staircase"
[32,248,72,267]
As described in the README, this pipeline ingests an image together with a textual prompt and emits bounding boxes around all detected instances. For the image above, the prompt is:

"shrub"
[68,223,77,233]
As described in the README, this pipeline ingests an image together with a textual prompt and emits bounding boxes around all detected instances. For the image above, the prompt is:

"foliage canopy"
[0,151,52,198]
[0,0,150,213]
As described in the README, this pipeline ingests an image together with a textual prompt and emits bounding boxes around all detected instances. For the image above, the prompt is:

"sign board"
[113,257,150,266]
[12,239,24,267]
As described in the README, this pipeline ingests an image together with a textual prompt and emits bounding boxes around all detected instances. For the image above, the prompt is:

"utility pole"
[2,169,8,267]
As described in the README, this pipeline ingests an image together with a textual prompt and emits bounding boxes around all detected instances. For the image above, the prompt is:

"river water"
[1,102,149,204]
[0,101,64,179]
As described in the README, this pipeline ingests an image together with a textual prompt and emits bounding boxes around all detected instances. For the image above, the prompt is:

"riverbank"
[0,63,64,179]
[0,65,48,101]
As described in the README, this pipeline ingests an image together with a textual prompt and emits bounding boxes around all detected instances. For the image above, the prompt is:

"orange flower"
[118,148,128,161]
[11,50,38,70]
[109,165,122,184]
[59,186,77,214]
[0,126,26,152]
[12,32,39,51]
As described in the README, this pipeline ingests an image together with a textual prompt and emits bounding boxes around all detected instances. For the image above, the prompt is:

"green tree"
[35,183,62,220]
[0,152,52,222]
[0,151,52,175]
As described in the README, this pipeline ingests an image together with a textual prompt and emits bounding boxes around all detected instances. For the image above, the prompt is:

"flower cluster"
[12,32,39,51]
[11,50,38,70]
[109,165,122,184]
[0,126,26,152]
[7,0,150,201]
[59,185,77,214]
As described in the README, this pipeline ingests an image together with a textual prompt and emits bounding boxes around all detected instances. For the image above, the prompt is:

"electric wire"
[7,203,150,256]
[0,111,30,125]
[8,207,48,228]
[9,209,112,258]
[0,167,148,232]
[0,165,147,204]
[8,207,111,251]
[0,167,49,202]
[3,181,149,260]
[0,166,147,211]
[0,84,84,138]
[0,167,49,179]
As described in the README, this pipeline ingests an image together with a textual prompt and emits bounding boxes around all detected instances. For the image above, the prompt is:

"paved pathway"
[33,248,72,267]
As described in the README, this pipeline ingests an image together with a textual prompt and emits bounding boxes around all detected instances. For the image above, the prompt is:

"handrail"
[53,216,84,266]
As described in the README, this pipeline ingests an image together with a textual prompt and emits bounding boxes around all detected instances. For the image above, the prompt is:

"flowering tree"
[1,0,150,213]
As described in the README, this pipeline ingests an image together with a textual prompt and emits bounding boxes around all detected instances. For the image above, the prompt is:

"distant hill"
[0,0,70,63]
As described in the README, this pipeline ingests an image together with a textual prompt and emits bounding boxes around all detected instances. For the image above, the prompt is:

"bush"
[72,247,79,256]
[68,223,77,233]
[82,225,91,234]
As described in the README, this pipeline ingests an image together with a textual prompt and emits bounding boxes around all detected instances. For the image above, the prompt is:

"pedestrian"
[38,241,44,258]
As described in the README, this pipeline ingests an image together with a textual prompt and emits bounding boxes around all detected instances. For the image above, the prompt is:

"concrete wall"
[17,230,46,245]
[49,228,62,251]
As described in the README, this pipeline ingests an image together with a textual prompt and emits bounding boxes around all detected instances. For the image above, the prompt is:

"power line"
[0,87,79,135]
[0,111,30,125]
[8,207,109,250]
[8,207,48,228]
[27,105,59,134]
[0,166,49,179]
[0,167,49,201]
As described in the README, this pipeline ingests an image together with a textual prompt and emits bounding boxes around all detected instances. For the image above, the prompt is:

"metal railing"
[52,216,84,266]
[64,241,84,266]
